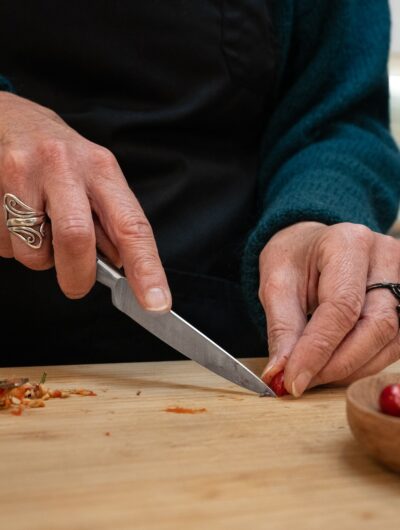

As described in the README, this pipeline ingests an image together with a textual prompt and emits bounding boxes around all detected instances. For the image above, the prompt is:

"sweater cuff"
[0,75,15,92]
[240,169,384,332]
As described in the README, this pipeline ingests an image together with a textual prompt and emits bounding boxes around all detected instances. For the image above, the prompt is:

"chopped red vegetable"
[165,407,207,414]
[270,370,289,397]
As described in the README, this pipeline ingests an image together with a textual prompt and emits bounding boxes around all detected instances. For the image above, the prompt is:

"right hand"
[0,92,171,311]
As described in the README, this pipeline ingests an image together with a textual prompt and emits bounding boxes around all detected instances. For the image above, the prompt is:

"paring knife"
[0,378,29,390]
[96,256,275,397]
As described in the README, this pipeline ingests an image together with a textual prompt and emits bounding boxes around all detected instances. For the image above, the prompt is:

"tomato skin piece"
[379,384,400,417]
[270,371,289,397]
[11,405,23,416]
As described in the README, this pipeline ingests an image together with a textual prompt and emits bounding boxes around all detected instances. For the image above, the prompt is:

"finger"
[94,215,122,268]
[258,265,307,384]
[47,180,96,299]
[89,157,171,312]
[0,186,14,258]
[284,224,372,397]
[3,188,54,270]
[310,235,400,387]
[331,331,400,386]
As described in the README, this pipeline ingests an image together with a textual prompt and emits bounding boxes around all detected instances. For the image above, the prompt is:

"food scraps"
[164,407,207,414]
[0,372,96,416]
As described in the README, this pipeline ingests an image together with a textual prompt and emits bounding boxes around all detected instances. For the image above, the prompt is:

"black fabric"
[0,1,275,364]
[0,259,265,366]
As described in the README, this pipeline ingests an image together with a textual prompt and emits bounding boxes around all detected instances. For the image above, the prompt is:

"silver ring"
[3,193,47,249]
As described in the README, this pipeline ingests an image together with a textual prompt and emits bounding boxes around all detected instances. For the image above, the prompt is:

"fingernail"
[261,361,276,380]
[291,372,312,398]
[144,288,170,312]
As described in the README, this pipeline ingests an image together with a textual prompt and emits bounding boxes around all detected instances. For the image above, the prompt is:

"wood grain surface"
[1,358,399,530]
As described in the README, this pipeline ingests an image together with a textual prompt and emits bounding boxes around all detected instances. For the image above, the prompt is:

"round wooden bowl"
[346,372,400,473]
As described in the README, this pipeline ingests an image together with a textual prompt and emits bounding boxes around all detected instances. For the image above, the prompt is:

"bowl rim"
[346,373,400,427]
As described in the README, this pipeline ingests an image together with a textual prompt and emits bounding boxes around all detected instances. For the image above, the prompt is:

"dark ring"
[366,283,400,315]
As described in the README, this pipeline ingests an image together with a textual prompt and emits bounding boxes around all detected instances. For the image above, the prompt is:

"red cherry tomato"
[379,384,400,417]
[270,370,289,397]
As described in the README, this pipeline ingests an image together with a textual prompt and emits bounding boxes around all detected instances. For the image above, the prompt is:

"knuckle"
[55,219,94,255]
[332,223,373,250]
[379,234,400,257]
[325,292,363,328]
[259,273,285,302]
[303,332,333,364]
[347,223,372,241]
[131,253,160,279]
[267,320,293,349]
[338,222,371,240]
[116,214,153,242]
[2,150,31,181]
[89,146,118,172]
[37,138,69,165]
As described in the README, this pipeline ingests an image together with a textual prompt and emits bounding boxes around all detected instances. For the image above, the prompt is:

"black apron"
[0,1,276,366]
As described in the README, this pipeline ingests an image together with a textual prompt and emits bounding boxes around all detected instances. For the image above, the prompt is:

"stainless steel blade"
[0,378,29,390]
[96,258,275,396]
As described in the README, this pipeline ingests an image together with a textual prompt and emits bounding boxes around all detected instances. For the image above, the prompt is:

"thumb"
[258,266,308,386]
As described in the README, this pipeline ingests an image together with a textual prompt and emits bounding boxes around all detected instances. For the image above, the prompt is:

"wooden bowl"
[346,372,400,473]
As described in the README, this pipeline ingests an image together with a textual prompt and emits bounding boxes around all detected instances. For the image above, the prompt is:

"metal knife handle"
[96,255,123,290]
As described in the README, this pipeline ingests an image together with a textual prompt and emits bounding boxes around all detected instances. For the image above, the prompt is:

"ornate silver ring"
[3,193,47,249]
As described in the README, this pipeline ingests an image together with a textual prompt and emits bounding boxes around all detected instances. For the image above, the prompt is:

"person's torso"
[0,1,275,361]
[0,0,276,278]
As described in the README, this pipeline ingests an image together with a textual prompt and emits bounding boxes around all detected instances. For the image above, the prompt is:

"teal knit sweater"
[1,0,400,334]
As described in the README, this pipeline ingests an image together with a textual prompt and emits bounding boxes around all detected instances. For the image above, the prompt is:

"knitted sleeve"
[241,0,400,330]
[0,75,15,92]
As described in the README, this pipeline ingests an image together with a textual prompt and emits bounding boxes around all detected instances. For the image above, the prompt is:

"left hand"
[258,221,400,397]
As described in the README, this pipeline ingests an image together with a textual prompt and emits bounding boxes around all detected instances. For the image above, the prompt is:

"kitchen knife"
[96,256,275,396]
[0,378,29,390]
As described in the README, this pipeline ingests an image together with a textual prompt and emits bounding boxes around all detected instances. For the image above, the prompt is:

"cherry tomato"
[379,384,400,417]
[270,370,289,397]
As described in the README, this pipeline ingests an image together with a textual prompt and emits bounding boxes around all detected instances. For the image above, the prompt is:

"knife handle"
[96,254,123,289]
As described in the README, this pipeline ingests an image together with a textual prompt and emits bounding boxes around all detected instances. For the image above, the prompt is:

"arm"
[241,0,400,330]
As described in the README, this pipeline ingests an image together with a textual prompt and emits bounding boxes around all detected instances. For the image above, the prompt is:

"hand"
[258,221,400,396]
[0,92,171,311]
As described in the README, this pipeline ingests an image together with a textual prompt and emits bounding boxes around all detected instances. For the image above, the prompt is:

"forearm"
[240,0,400,330]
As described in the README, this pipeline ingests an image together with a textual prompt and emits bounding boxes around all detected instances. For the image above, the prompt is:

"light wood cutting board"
[0,358,399,530]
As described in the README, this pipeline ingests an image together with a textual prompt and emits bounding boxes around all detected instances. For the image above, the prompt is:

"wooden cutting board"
[0,358,399,530]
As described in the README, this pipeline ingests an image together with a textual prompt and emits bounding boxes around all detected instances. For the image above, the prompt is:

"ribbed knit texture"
[241,0,400,332]
[1,1,400,336]
[0,74,14,92]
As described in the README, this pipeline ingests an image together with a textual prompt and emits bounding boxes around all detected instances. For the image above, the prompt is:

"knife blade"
[0,378,29,390]
[96,256,275,396]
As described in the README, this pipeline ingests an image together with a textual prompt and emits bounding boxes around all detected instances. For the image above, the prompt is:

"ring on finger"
[3,193,47,249]
[366,282,400,317]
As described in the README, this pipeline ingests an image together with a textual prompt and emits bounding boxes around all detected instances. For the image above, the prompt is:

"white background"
[390,0,400,52]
